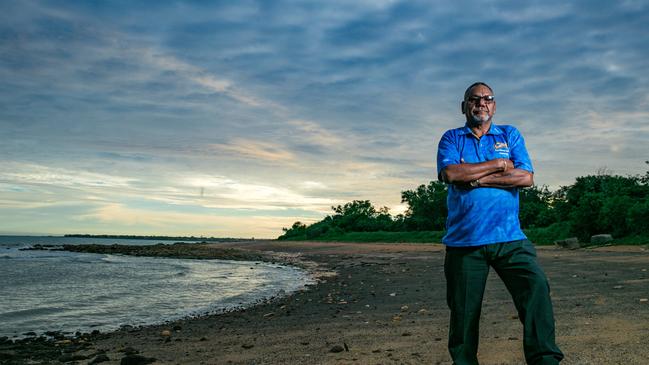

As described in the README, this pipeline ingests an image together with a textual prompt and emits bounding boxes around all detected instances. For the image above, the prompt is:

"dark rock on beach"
[120,354,157,365]
[59,242,272,262]
[89,353,110,364]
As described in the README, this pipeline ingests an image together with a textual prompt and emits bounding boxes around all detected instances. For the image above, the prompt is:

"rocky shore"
[3,241,648,364]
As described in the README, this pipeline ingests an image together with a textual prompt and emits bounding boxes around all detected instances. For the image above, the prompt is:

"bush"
[524,221,572,245]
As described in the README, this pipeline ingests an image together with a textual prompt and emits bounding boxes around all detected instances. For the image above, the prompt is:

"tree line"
[279,164,649,243]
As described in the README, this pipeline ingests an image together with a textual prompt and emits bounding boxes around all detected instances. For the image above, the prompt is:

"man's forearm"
[475,169,534,188]
[440,158,514,184]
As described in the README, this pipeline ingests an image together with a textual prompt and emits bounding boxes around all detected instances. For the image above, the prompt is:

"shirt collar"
[460,123,504,135]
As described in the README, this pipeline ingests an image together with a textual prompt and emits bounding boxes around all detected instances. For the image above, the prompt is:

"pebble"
[640,298,648,303]
[330,345,344,353]
[161,330,171,337]
[242,344,254,349]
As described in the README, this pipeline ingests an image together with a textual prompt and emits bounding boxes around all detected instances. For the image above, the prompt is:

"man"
[436,82,563,365]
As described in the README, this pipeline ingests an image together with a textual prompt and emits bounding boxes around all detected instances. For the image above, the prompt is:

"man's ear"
[461,101,466,114]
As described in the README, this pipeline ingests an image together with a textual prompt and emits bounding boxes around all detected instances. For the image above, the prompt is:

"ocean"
[0,236,314,338]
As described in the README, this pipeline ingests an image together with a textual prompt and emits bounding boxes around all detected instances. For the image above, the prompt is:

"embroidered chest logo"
[494,142,510,156]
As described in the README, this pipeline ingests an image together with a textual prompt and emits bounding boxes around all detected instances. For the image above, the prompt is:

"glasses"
[466,95,495,104]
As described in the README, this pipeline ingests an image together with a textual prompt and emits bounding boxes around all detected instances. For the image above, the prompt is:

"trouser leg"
[491,240,564,365]
[445,246,490,365]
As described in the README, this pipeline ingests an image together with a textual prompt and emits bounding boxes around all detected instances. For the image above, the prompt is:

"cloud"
[0,162,136,189]
[181,175,338,212]
[286,119,343,147]
[209,139,296,162]
[1,1,648,236]
[76,202,321,238]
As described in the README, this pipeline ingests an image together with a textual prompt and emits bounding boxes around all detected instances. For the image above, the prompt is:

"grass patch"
[523,222,572,245]
[281,230,445,243]
[610,235,649,245]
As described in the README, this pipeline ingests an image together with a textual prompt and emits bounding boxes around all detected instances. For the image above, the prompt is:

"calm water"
[0,236,314,338]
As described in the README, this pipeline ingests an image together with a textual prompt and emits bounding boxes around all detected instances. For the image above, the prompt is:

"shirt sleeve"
[507,127,534,173]
[437,130,460,177]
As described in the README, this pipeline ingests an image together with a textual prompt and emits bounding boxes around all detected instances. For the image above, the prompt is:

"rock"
[89,354,110,364]
[330,345,345,353]
[554,237,580,249]
[242,344,254,349]
[402,332,412,336]
[120,354,156,365]
[58,353,89,362]
[0,351,16,361]
[120,347,139,355]
[400,305,409,312]
[590,234,613,245]
[640,298,648,303]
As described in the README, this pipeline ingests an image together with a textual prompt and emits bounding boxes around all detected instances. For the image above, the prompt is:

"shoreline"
[2,241,648,364]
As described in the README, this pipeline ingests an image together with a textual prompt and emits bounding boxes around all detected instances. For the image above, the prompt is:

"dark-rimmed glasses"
[466,95,495,104]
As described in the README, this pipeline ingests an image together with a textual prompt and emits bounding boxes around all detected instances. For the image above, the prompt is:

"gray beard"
[468,113,491,126]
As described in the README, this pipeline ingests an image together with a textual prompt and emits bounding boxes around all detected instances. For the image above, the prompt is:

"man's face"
[463,84,496,126]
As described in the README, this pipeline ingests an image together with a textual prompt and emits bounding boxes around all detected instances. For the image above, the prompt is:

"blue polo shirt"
[436,123,534,247]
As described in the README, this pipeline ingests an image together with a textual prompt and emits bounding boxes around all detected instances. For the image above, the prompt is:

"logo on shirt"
[494,142,510,156]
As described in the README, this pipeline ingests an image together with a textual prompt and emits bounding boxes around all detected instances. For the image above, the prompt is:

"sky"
[1,0,648,238]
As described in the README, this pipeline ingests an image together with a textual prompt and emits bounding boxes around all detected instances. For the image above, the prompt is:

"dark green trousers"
[444,239,564,365]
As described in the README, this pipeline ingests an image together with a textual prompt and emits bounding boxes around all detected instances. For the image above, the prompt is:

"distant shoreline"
[62,234,259,242]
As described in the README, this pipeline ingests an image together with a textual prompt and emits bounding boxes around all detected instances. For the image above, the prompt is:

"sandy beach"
[2,240,648,364]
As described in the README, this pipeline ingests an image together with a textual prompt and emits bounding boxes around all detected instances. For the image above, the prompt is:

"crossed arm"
[439,158,534,188]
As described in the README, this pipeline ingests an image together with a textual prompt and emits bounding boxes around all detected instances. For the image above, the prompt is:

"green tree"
[400,181,448,231]
[279,221,307,240]
[519,185,556,228]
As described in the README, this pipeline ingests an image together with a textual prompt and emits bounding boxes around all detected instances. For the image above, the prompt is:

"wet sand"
[3,241,648,364]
